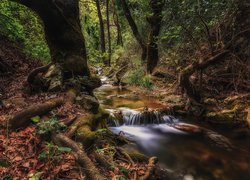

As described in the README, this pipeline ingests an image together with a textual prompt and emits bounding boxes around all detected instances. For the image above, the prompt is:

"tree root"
[116,147,135,166]
[65,116,88,138]
[27,63,52,85]
[52,133,104,180]
[9,98,64,130]
[65,108,109,147]
[94,152,114,170]
[140,156,158,180]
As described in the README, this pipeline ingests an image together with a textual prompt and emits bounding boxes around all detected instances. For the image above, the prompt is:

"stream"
[94,76,250,180]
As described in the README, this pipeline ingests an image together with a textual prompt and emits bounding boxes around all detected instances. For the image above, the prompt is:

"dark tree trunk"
[119,0,147,62]
[95,0,107,65]
[12,0,90,78]
[113,0,123,46]
[106,0,112,66]
[146,0,164,74]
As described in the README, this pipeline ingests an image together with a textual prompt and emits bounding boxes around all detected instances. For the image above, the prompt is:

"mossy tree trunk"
[146,0,164,74]
[12,0,90,78]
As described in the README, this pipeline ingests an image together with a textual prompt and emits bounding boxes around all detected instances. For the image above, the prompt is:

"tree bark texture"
[146,0,164,74]
[12,0,90,78]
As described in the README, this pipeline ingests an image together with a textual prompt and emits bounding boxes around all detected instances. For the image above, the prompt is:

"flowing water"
[94,76,250,180]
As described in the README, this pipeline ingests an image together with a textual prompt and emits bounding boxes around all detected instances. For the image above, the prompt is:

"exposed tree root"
[27,63,52,85]
[9,98,64,130]
[52,133,104,180]
[116,147,135,166]
[140,156,158,180]
[65,108,109,147]
[94,152,114,170]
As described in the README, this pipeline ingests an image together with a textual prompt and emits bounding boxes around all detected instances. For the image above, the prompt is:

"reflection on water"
[94,85,164,109]
[94,82,250,180]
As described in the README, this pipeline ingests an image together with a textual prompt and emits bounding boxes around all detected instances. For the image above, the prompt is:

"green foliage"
[36,117,66,135]
[141,75,153,89]
[39,142,72,161]
[31,116,40,123]
[28,172,43,180]
[0,0,235,71]
[0,0,50,62]
[126,69,153,89]
[127,69,144,86]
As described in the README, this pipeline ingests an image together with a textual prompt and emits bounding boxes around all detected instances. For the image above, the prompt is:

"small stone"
[183,174,194,180]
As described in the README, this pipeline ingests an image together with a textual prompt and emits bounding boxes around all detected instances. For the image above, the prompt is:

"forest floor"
[0,36,170,179]
[0,36,88,179]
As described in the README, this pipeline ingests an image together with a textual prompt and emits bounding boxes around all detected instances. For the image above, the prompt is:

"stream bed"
[94,80,250,180]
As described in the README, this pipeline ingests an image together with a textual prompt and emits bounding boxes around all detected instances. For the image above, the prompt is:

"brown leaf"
[13,156,22,161]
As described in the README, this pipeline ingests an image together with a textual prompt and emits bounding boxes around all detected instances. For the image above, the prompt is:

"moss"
[77,125,96,147]
[76,107,110,147]
[128,152,149,162]
[207,111,235,122]
[92,107,110,130]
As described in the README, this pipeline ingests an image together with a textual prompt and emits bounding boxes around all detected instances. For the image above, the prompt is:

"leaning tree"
[11,0,101,95]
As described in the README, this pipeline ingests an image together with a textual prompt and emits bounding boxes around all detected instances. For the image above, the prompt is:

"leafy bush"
[127,69,153,89]
[39,142,72,161]
[36,117,66,135]
[0,0,50,62]
[141,75,153,89]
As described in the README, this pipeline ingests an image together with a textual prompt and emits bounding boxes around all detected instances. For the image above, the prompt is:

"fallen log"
[9,98,64,130]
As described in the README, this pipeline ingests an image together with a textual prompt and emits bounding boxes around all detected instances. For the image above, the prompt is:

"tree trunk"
[106,0,112,66]
[12,0,90,78]
[113,0,123,46]
[95,0,107,65]
[146,0,164,74]
[119,0,147,63]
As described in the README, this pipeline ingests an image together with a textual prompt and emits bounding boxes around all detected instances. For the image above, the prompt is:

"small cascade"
[107,107,179,127]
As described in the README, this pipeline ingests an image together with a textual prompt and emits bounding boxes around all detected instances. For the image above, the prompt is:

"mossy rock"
[76,107,110,147]
[76,94,99,113]
[206,110,235,123]
[77,125,96,147]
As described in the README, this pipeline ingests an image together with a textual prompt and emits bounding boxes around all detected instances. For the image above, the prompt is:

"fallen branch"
[52,133,104,180]
[9,98,64,130]
[179,50,230,102]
